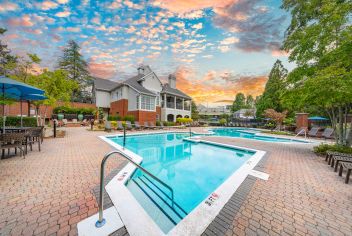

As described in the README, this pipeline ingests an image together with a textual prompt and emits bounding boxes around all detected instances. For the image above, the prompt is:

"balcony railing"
[167,102,175,109]
[184,105,190,111]
[176,103,183,110]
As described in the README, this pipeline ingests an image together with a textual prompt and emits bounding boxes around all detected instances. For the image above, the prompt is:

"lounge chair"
[159,122,165,129]
[81,119,88,126]
[321,128,334,139]
[134,121,142,130]
[144,122,150,129]
[308,127,320,137]
[125,121,133,130]
[149,122,157,129]
[338,162,352,184]
[105,121,112,132]
[117,121,124,130]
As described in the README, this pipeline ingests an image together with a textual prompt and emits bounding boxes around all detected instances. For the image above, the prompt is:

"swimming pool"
[209,128,309,143]
[107,133,258,234]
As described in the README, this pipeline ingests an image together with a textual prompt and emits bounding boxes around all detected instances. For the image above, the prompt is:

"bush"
[122,115,135,123]
[156,121,161,126]
[176,117,193,124]
[53,106,95,115]
[107,115,121,121]
[219,118,226,125]
[0,116,37,127]
[313,144,352,155]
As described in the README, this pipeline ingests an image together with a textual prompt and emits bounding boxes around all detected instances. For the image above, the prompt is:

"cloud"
[57,0,69,4]
[36,1,59,10]
[55,9,71,17]
[218,45,230,53]
[202,54,213,58]
[91,16,101,24]
[89,62,117,79]
[0,2,18,12]
[7,15,34,27]
[179,10,204,19]
[213,0,286,52]
[107,0,122,9]
[67,27,81,32]
[220,36,239,45]
[192,23,203,30]
[174,66,267,104]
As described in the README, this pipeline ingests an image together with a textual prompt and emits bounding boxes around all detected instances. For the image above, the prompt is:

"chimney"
[168,74,176,89]
[137,65,145,75]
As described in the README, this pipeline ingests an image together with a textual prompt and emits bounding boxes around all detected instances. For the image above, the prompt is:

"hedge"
[0,116,37,127]
[107,115,135,123]
[313,144,352,155]
[53,106,96,115]
[176,118,193,124]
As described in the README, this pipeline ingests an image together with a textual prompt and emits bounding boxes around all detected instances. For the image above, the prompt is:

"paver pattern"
[0,127,351,236]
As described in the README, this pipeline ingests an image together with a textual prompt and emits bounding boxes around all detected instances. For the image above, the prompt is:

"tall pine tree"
[256,60,287,117]
[58,40,92,103]
[0,28,17,76]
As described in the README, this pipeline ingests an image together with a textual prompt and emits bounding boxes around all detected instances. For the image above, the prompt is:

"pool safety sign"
[205,192,219,206]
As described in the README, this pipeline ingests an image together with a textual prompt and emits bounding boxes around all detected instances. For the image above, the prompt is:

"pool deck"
[0,127,351,236]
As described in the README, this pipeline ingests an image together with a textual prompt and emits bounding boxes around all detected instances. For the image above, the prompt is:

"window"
[136,95,140,109]
[140,95,155,111]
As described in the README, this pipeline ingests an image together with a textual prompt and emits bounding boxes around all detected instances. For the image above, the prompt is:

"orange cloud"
[7,15,34,27]
[0,2,18,12]
[175,66,267,105]
[89,62,117,79]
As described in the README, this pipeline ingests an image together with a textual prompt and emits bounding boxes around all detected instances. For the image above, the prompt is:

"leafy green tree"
[27,70,79,125]
[256,60,287,117]
[12,53,41,82]
[58,40,92,102]
[0,28,17,76]
[281,0,352,146]
[191,101,199,120]
[232,93,246,112]
[246,95,255,108]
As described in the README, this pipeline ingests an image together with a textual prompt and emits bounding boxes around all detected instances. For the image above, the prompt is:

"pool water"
[108,133,254,233]
[210,128,308,143]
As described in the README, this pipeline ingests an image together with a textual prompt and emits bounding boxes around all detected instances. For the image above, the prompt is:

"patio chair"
[144,122,150,129]
[134,121,142,130]
[321,128,334,139]
[117,121,124,130]
[125,121,133,130]
[26,127,43,152]
[159,122,165,129]
[338,162,352,184]
[105,121,112,132]
[0,133,27,158]
[308,127,320,137]
[149,122,157,129]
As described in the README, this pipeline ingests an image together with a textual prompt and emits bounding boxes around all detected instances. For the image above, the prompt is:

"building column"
[164,94,166,108]
[182,98,184,110]
[174,96,176,109]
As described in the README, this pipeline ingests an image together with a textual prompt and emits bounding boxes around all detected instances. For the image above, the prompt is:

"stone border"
[202,150,269,236]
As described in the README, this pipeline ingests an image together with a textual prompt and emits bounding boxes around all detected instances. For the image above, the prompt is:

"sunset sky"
[1,0,292,106]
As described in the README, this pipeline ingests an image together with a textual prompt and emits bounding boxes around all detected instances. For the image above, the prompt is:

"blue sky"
[0,0,292,105]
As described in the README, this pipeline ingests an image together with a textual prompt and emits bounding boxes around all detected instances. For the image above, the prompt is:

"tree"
[191,101,199,120]
[27,70,78,125]
[12,53,41,82]
[281,0,352,146]
[246,95,255,108]
[232,93,246,112]
[264,109,288,131]
[58,40,92,103]
[0,28,17,76]
[256,60,287,117]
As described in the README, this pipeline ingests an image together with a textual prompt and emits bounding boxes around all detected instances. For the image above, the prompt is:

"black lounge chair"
[149,122,157,129]
[338,162,352,184]
[144,122,150,129]
[321,128,334,139]
[308,127,320,137]
[117,121,124,130]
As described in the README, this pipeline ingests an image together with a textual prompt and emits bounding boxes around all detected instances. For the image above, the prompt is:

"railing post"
[189,126,192,137]
[53,120,56,138]
[123,125,126,147]
[95,153,109,228]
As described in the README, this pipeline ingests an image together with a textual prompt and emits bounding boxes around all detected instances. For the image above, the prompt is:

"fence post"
[53,120,56,138]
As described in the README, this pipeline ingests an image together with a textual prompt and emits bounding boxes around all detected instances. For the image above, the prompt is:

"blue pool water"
[108,133,254,233]
[210,128,308,143]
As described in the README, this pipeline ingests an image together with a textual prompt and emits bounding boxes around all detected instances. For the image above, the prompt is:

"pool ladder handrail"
[95,150,175,228]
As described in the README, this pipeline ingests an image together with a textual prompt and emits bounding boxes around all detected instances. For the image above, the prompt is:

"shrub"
[176,117,193,124]
[156,121,161,126]
[313,144,352,155]
[0,116,37,127]
[107,115,121,121]
[53,106,95,115]
[123,115,135,123]
[219,118,226,125]
[163,121,175,126]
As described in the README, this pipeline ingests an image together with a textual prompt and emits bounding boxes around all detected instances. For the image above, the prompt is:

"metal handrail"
[95,150,175,228]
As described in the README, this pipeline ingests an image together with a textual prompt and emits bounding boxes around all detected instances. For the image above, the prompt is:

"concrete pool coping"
[98,131,266,236]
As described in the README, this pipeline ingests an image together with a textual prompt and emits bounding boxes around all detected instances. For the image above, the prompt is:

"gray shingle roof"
[161,83,191,99]
[94,77,119,91]
[123,74,157,96]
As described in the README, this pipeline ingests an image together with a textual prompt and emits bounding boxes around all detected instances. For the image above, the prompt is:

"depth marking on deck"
[249,170,269,180]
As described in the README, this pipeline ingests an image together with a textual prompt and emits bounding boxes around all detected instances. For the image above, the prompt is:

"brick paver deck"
[0,127,351,236]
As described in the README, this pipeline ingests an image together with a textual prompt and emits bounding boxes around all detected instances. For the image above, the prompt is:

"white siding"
[95,90,111,108]
[142,73,162,94]
[128,88,139,111]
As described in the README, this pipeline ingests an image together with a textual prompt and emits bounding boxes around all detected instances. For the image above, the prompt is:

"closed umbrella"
[0,76,45,132]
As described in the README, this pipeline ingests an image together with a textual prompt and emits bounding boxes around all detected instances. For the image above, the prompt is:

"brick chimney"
[168,74,176,89]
